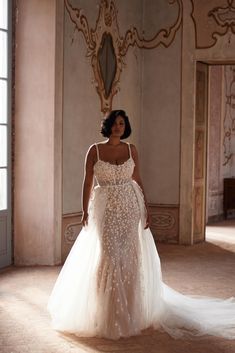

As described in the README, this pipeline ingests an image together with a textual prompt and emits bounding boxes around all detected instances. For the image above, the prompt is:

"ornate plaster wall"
[62,0,182,246]
[13,0,235,265]
[62,0,143,215]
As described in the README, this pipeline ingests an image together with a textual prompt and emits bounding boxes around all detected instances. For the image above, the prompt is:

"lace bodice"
[93,144,135,186]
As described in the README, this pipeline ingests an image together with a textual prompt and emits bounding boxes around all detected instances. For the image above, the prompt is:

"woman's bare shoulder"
[85,144,97,161]
[87,141,106,157]
[129,143,138,155]
[87,143,96,152]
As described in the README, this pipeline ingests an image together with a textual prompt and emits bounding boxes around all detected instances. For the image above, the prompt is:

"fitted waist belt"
[98,180,132,187]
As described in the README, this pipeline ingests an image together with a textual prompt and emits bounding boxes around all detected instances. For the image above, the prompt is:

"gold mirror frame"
[65,0,183,113]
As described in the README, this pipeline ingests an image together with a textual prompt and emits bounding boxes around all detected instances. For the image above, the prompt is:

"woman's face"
[111,115,125,138]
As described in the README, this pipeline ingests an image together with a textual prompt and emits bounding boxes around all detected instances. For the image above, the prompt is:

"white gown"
[48,143,235,340]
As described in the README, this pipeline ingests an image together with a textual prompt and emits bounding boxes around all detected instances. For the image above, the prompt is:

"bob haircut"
[101,110,132,139]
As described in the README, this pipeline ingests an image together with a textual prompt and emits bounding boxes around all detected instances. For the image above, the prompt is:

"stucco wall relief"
[191,0,235,49]
[65,0,182,113]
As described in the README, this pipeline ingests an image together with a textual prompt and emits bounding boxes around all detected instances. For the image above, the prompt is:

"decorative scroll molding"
[149,204,179,243]
[65,0,182,113]
[62,212,82,262]
[209,0,235,30]
[191,0,235,49]
[119,0,182,55]
[152,213,175,229]
[64,221,82,243]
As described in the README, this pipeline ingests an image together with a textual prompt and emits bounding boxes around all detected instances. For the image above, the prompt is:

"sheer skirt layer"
[47,181,235,340]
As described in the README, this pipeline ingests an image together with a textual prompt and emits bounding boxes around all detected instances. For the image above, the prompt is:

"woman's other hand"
[81,211,89,227]
[144,210,151,229]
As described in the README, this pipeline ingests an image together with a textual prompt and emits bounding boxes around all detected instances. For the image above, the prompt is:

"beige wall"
[141,30,181,204]
[14,0,62,265]
[62,0,101,214]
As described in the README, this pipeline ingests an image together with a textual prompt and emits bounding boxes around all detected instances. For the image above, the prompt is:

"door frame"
[180,59,235,245]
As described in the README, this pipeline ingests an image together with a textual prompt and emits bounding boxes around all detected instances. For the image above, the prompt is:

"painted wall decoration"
[223,65,235,166]
[191,0,235,49]
[65,0,182,113]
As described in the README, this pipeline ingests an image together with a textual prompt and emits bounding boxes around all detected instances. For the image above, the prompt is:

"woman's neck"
[107,137,121,146]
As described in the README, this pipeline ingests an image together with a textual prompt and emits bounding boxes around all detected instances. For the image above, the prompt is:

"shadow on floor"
[59,328,235,353]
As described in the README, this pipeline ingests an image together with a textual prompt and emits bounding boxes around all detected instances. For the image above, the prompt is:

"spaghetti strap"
[127,142,132,159]
[95,143,100,161]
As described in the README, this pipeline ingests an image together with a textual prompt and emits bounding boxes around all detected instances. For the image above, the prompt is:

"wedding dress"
[48,143,235,340]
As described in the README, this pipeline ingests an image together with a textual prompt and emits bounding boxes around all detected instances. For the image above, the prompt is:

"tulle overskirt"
[48,181,235,340]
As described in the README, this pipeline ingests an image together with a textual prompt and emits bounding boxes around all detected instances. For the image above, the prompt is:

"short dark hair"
[101,110,131,139]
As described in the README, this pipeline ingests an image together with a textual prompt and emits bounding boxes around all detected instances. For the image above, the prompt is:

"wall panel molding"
[62,212,82,262]
[62,204,179,262]
[149,204,179,243]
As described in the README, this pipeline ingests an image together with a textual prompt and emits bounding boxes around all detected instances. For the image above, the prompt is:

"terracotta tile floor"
[1,221,235,353]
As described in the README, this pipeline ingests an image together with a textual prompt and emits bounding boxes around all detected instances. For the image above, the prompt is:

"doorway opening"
[205,63,235,247]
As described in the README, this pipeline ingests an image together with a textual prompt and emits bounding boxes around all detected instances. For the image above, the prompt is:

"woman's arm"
[131,144,151,229]
[81,145,96,226]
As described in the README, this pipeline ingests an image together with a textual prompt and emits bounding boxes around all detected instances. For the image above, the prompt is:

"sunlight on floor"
[206,220,235,252]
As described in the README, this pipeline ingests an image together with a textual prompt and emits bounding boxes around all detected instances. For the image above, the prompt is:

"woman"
[48,110,235,340]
